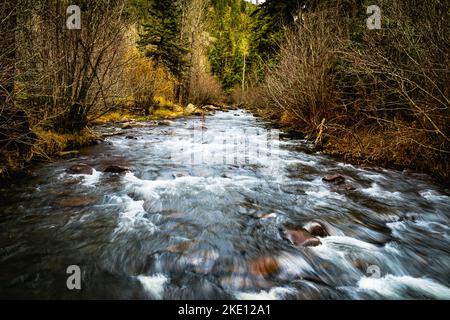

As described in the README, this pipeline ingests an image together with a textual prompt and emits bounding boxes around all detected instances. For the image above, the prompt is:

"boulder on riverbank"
[187,103,206,116]
[121,123,133,130]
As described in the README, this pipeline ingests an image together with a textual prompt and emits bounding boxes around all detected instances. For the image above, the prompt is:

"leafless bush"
[189,72,224,106]
[255,0,449,179]
[263,10,342,129]
[1,0,36,175]
[16,0,130,133]
[336,0,450,175]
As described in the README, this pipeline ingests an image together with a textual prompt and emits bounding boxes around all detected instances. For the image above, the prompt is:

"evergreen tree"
[138,0,189,101]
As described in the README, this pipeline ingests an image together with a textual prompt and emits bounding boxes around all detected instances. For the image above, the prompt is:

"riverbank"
[0,103,228,185]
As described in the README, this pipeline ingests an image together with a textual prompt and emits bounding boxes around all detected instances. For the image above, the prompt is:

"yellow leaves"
[121,45,175,103]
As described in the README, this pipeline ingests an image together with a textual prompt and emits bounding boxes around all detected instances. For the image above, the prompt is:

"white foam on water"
[81,169,102,187]
[357,275,450,299]
[304,179,347,201]
[316,236,379,252]
[235,286,296,300]
[137,274,168,299]
[419,190,450,202]
[277,252,314,278]
[123,172,259,202]
[361,183,404,200]
[113,195,158,235]
[360,172,386,181]
[386,221,407,238]
[312,236,381,273]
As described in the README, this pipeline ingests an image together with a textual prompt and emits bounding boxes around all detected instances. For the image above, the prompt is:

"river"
[0,110,449,299]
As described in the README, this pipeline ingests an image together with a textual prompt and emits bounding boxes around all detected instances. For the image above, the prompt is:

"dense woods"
[0,0,449,182]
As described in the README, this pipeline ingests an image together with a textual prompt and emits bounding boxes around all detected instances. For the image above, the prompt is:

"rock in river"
[104,165,130,174]
[322,174,346,185]
[158,120,174,126]
[55,196,98,208]
[248,256,279,277]
[303,221,328,237]
[331,183,357,193]
[67,163,93,175]
[283,228,321,247]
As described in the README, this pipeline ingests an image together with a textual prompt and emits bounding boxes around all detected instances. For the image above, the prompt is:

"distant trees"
[208,0,255,92]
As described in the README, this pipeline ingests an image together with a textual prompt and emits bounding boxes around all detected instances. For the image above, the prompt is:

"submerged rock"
[167,241,194,254]
[303,221,328,238]
[158,120,174,126]
[322,174,346,185]
[172,172,189,178]
[58,150,79,158]
[397,214,417,223]
[55,196,98,207]
[103,165,130,174]
[125,135,137,140]
[67,163,93,175]
[331,183,357,193]
[248,256,279,277]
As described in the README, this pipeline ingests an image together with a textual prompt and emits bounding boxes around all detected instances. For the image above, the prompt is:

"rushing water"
[0,110,449,300]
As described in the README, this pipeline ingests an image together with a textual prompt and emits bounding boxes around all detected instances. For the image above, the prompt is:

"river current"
[0,110,449,299]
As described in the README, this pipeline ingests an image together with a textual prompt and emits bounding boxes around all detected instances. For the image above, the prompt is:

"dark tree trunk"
[0,0,16,105]
[53,103,88,134]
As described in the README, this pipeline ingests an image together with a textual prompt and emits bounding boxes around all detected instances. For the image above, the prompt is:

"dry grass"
[32,128,99,161]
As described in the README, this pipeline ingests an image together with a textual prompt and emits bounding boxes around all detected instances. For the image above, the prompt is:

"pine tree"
[138,0,189,102]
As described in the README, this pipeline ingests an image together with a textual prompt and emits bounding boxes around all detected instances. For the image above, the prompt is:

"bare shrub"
[254,0,449,179]
[16,0,130,133]
[263,10,342,130]
[189,72,224,106]
[335,0,450,177]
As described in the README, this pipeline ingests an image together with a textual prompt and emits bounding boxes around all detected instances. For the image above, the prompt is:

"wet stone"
[104,165,130,174]
[248,256,279,277]
[322,174,346,185]
[67,163,93,175]
[283,228,321,247]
